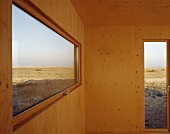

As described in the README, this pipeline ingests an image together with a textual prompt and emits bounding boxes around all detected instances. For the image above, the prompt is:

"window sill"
[13,82,82,131]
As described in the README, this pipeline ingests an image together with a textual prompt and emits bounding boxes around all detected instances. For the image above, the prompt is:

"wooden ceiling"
[70,0,170,26]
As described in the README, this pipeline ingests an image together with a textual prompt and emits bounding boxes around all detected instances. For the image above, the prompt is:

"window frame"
[12,0,82,131]
[143,39,170,132]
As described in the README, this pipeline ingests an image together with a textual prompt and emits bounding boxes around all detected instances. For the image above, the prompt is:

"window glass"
[144,42,167,129]
[12,5,79,116]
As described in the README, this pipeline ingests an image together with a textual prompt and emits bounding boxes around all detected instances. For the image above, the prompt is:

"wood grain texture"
[13,83,82,130]
[14,86,85,134]
[0,0,13,134]
[86,132,169,134]
[30,0,84,44]
[85,26,170,133]
[71,0,170,26]
[13,0,85,134]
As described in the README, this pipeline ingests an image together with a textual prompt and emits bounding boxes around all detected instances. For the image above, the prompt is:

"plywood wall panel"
[30,0,84,43]
[13,0,85,134]
[14,87,84,134]
[86,132,169,134]
[85,26,170,133]
[71,0,170,26]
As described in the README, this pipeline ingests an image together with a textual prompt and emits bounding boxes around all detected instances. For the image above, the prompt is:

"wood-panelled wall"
[30,0,84,44]
[0,0,84,134]
[14,87,85,134]
[85,26,170,134]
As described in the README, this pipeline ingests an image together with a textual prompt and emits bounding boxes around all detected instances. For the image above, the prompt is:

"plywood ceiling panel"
[70,0,170,26]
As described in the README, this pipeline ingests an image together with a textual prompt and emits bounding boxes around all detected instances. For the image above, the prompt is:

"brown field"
[13,67,167,128]
[13,67,74,84]
[13,67,75,115]
[145,68,167,128]
[145,68,166,91]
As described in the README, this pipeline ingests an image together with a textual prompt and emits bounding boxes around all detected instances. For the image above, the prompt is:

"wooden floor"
[86,132,170,134]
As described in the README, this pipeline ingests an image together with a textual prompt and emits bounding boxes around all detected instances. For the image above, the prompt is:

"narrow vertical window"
[144,42,167,129]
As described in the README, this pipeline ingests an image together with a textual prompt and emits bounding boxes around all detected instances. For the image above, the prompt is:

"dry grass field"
[145,68,166,91]
[13,67,167,128]
[13,67,75,115]
[145,68,167,128]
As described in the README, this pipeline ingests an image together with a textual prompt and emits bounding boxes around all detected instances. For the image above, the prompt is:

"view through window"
[12,5,79,116]
[144,42,167,129]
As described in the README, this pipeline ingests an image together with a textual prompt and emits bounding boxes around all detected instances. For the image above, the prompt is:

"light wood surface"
[86,132,169,134]
[30,0,84,43]
[2,0,170,133]
[71,0,170,26]
[0,0,13,134]
[13,83,82,130]
[14,86,85,134]
[85,26,170,133]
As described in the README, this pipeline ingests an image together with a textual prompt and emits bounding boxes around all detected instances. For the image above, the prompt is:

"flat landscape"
[13,67,75,115]
[13,67,167,128]
[145,68,167,128]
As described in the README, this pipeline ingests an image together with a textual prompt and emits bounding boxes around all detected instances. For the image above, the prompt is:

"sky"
[12,5,166,68]
[12,5,74,67]
[144,42,167,68]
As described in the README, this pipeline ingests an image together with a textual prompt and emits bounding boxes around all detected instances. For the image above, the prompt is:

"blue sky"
[13,5,166,68]
[12,5,74,67]
[144,42,167,68]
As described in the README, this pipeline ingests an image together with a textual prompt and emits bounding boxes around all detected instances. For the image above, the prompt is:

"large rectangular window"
[12,4,80,116]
